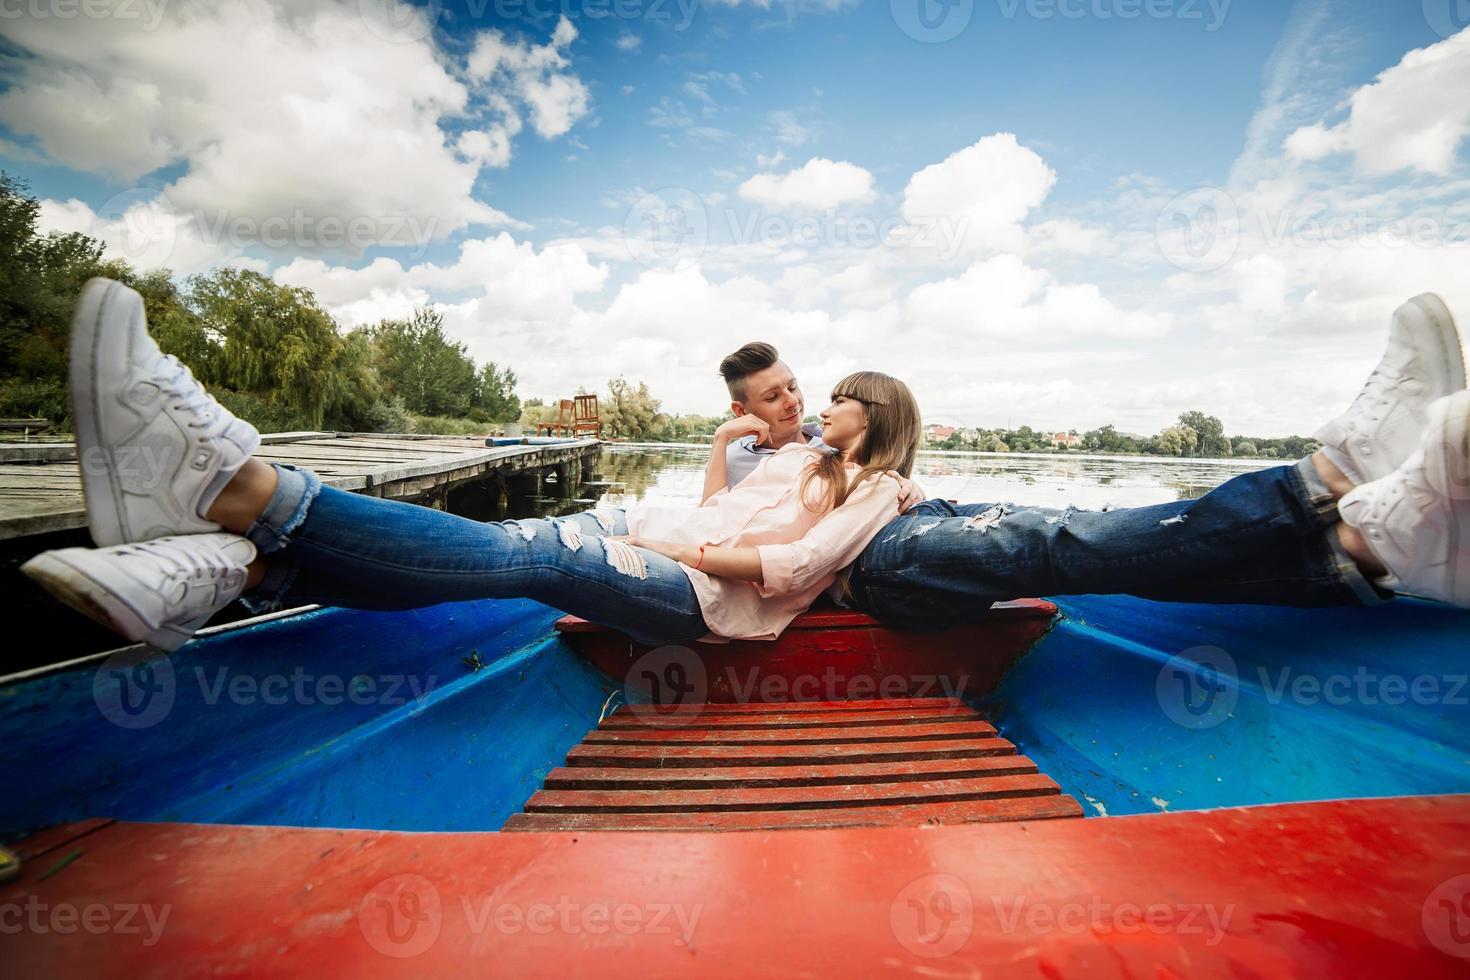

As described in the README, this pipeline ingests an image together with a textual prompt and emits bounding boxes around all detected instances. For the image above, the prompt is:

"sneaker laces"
[156,355,221,431]
[1346,361,1404,430]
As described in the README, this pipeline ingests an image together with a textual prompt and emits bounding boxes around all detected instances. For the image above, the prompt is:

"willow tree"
[189,268,350,429]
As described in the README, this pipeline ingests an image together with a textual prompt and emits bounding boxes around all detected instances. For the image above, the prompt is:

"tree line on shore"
[932,413,1321,459]
[2,176,1321,453]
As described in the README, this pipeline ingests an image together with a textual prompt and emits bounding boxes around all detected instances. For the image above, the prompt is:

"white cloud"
[274,232,610,328]
[0,2,590,253]
[904,254,1170,341]
[1283,27,1470,176]
[738,158,875,211]
[902,133,1056,254]
[617,33,642,52]
[756,150,787,168]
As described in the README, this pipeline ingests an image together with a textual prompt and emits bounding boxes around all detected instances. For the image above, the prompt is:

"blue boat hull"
[3,594,1468,839]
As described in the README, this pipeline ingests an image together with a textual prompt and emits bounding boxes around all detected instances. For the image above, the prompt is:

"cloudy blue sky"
[3,0,1468,435]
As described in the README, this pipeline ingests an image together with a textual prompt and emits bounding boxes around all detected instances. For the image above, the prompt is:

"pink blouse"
[625,444,901,641]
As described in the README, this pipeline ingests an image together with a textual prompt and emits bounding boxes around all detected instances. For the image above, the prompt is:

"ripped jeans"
[848,457,1390,631]
[238,465,710,646]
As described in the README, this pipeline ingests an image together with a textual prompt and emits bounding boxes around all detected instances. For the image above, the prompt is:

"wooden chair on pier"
[572,394,601,439]
[537,400,575,437]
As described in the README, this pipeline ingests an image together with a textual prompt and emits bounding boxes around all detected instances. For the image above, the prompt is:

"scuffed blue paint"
[0,599,613,840]
[983,595,1470,817]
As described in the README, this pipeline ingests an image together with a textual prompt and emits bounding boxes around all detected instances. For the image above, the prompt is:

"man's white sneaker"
[1315,293,1466,485]
[1338,390,1470,608]
[20,533,256,652]
[71,278,260,547]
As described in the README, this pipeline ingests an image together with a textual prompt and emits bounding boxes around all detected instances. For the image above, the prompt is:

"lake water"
[547,444,1275,515]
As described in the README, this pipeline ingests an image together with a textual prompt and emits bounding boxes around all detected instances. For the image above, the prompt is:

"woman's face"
[819,394,867,452]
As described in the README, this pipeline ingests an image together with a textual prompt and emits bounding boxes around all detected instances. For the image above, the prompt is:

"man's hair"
[719,342,780,402]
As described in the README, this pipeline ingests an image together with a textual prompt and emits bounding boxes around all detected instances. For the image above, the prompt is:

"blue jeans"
[848,457,1389,631]
[239,465,709,646]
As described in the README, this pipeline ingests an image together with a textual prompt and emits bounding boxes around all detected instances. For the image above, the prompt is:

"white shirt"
[724,422,827,489]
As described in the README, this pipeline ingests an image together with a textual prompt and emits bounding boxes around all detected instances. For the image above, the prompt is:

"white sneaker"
[71,278,260,547]
[1339,390,1470,607]
[21,533,256,651]
[1315,293,1466,485]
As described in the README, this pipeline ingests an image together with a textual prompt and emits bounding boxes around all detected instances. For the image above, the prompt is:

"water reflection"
[553,446,1272,514]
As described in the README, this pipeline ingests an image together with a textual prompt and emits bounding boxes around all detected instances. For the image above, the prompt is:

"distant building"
[924,424,957,442]
[1053,431,1082,448]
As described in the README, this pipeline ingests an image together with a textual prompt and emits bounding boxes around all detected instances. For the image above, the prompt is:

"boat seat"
[503,696,1084,831]
[553,598,1059,704]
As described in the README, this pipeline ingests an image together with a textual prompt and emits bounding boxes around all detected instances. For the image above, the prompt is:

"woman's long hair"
[799,371,923,514]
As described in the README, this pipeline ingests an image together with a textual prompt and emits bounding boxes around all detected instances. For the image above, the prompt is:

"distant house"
[925,424,957,442]
[1053,431,1082,448]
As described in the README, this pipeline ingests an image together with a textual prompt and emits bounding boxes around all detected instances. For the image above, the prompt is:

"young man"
[713,294,1470,623]
[702,342,924,509]
[700,342,825,500]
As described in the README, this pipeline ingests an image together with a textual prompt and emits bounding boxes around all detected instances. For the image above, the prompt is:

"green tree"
[362,308,477,418]
[475,362,521,422]
[1179,410,1229,457]
[1233,440,1259,457]
[1155,424,1199,457]
[190,268,359,429]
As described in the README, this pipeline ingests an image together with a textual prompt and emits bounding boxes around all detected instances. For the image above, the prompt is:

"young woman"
[23,279,923,651]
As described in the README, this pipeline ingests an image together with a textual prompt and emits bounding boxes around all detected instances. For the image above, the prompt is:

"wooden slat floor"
[503,697,1084,831]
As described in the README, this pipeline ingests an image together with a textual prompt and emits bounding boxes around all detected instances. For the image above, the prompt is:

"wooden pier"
[0,432,602,542]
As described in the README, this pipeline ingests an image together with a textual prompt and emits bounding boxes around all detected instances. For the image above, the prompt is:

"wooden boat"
[3,592,1469,976]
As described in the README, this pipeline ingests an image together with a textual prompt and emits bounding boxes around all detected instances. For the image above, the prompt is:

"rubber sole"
[1408,292,1467,394]
[20,551,152,644]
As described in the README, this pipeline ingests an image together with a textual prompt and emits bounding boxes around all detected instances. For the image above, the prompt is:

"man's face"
[733,360,805,442]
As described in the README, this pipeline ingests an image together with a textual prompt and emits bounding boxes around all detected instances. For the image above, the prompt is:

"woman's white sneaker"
[20,533,256,651]
[1338,390,1470,607]
[71,278,260,547]
[1315,293,1466,486]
